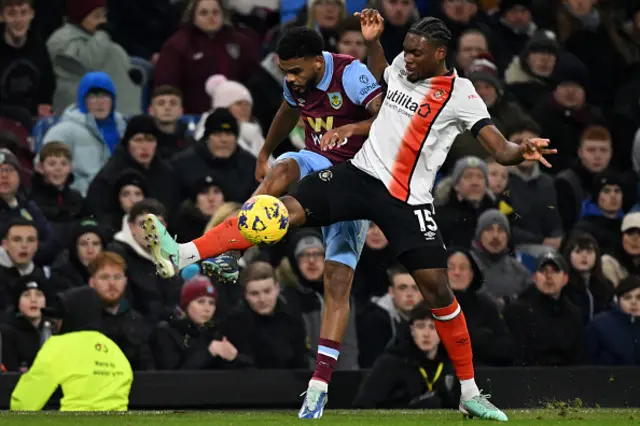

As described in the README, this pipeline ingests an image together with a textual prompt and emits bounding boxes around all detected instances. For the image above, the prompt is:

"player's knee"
[324,261,354,302]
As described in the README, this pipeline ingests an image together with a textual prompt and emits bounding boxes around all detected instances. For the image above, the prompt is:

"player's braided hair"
[408,16,452,49]
[276,26,324,61]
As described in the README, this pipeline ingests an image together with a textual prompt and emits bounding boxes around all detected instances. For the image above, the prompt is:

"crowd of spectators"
[0,0,639,409]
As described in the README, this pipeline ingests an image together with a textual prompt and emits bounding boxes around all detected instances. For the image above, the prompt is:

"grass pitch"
[0,409,638,425]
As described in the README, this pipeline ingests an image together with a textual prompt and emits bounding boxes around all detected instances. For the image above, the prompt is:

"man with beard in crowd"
[88,251,155,370]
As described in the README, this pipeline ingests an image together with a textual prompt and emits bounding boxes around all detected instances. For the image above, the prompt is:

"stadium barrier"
[1,367,639,409]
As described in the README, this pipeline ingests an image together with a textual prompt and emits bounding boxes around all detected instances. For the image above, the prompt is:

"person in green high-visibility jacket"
[11,283,133,411]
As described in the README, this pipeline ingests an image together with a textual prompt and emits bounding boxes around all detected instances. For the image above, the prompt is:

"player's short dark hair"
[151,85,183,101]
[276,26,324,61]
[506,118,541,139]
[128,199,166,223]
[408,16,452,49]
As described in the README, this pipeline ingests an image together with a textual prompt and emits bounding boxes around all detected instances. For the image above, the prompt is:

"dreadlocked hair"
[408,17,452,49]
[276,27,324,61]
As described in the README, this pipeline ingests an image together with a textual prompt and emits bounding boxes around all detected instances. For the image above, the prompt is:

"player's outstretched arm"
[356,9,388,83]
[256,100,301,180]
[477,125,557,167]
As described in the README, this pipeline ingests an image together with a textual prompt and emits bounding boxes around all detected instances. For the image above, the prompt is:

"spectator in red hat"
[47,0,142,115]
[153,0,259,114]
[149,274,253,370]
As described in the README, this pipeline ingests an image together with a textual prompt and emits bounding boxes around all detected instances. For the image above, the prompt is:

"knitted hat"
[122,115,159,146]
[295,234,324,258]
[499,0,532,15]
[190,175,227,200]
[0,148,19,172]
[552,56,589,89]
[114,169,148,198]
[475,209,510,239]
[70,219,106,247]
[615,275,640,297]
[451,156,489,186]
[535,251,568,273]
[66,0,106,25]
[521,30,559,57]
[13,275,46,309]
[590,170,622,203]
[621,212,640,233]
[468,53,502,94]
[206,75,253,109]
[203,108,239,139]
[180,275,217,310]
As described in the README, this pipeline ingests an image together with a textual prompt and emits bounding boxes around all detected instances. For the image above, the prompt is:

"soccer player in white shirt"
[281,10,556,421]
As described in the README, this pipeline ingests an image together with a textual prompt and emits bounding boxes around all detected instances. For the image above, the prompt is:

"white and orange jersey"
[352,53,492,205]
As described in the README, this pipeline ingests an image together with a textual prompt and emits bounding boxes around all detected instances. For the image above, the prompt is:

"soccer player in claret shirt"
[142,26,384,415]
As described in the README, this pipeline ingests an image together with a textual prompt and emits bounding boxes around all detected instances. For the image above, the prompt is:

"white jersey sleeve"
[453,78,492,136]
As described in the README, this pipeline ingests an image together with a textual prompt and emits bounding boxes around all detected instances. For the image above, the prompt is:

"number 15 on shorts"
[414,208,437,233]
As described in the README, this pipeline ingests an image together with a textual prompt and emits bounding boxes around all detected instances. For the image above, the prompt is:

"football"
[237,195,290,245]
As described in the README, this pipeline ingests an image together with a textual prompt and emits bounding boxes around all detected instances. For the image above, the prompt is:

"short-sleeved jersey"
[283,52,382,164]
[352,53,492,205]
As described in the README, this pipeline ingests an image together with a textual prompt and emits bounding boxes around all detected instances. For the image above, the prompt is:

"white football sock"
[460,379,480,401]
[309,379,328,392]
[178,242,201,270]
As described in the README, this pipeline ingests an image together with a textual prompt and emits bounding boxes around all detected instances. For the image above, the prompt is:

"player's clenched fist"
[355,9,384,42]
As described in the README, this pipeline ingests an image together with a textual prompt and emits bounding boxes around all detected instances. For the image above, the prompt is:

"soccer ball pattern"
[238,195,290,245]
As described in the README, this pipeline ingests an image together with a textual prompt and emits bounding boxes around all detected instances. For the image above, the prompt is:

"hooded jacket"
[450,249,516,366]
[42,72,127,196]
[47,23,141,115]
[108,216,182,324]
[353,326,459,409]
[279,229,360,370]
[585,304,640,365]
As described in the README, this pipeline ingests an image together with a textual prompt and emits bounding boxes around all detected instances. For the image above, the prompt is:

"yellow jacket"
[10,330,133,411]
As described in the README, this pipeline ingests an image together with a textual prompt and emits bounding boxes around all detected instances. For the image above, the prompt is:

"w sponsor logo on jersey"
[385,89,431,118]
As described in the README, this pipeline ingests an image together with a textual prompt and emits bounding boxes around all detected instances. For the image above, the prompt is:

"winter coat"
[155,121,193,161]
[0,251,50,319]
[436,192,497,249]
[353,328,459,409]
[154,24,259,114]
[470,243,532,305]
[0,194,59,265]
[572,201,623,256]
[352,244,395,303]
[585,306,640,365]
[171,141,257,203]
[42,73,127,196]
[0,316,46,372]
[101,302,155,371]
[29,172,83,246]
[508,164,563,241]
[504,56,551,113]
[108,217,183,325]
[47,23,141,115]
[0,24,55,114]
[356,296,409,368]
[85,146,180,233]
[531,95,604,174]
[222,298,308,369]
[169,200,211,243]
[452,249,516,366]
[503,286,584,366]
[148,316,253,370]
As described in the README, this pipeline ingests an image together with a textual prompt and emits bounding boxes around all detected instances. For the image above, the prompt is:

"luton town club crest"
[328,92,343,110]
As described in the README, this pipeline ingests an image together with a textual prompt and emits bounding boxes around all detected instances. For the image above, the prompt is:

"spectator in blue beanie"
[42,71,126,196]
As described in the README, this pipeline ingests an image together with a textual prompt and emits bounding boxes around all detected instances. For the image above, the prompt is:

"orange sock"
[193,217,253,258]
[431,297,474,381]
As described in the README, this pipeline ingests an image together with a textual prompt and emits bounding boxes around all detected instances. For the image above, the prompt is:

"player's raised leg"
[299,220,368,419]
